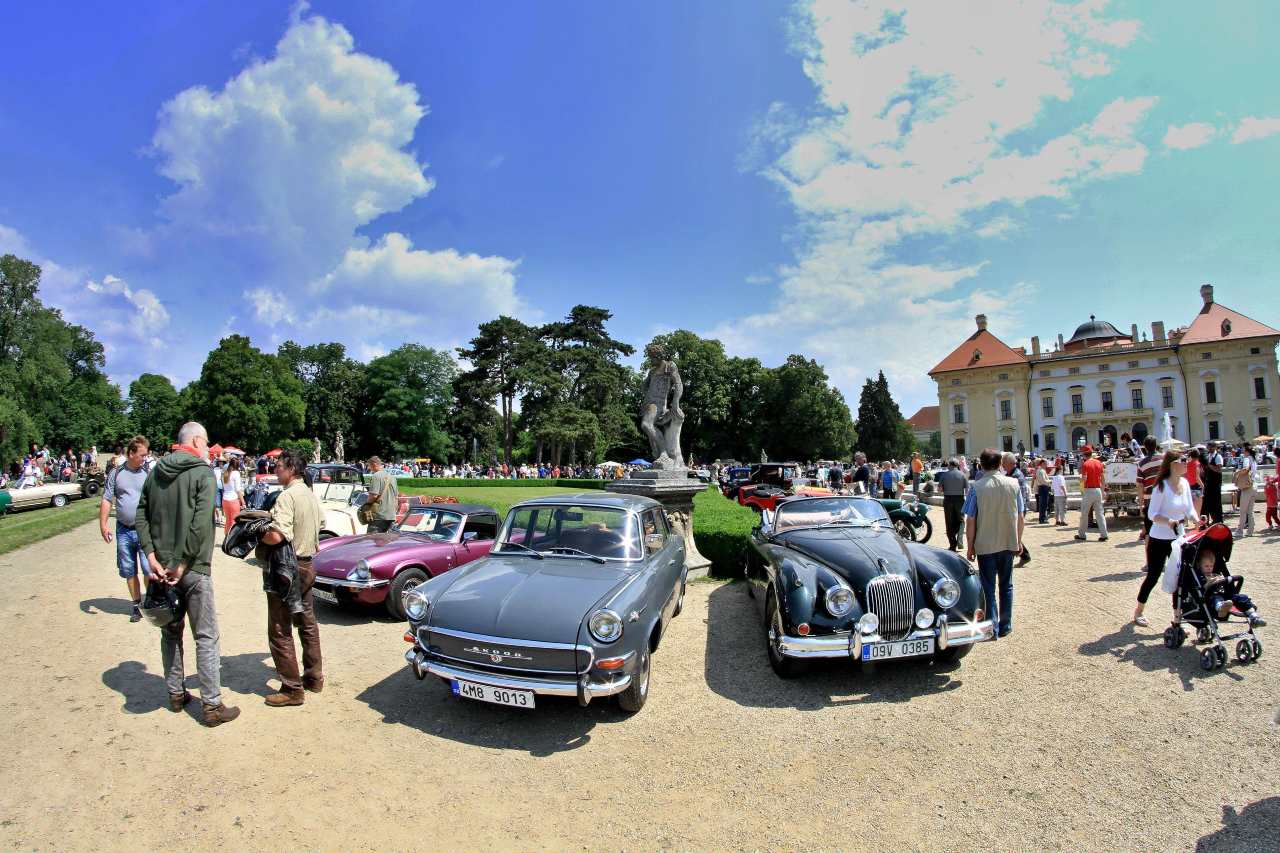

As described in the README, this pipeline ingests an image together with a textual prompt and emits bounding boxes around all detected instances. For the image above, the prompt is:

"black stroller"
[1161,522,1264,670]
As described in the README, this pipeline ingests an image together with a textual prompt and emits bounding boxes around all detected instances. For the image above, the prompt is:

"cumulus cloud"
[87,275,171,331]
[1163,122,1216,150]
[1231,116,1280,144]
[243,287,293,322]
[724,0,1149,404]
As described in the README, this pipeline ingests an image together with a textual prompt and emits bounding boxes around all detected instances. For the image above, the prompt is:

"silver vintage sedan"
[402,493,686,714]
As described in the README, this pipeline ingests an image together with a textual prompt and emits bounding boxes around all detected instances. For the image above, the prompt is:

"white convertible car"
[2,477,99,512]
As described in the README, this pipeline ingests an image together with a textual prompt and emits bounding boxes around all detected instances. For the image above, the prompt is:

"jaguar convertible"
[745,495,994,677]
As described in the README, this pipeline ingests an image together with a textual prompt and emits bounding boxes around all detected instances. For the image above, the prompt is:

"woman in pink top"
[1185,448,1203,514]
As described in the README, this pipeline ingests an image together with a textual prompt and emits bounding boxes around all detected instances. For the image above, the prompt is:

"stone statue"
[312,437,322,464]
[334,430,345,464]
[639,342,685,470]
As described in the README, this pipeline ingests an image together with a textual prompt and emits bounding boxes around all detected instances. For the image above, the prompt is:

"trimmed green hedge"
[691,489,758,579]
[399,478,607,490]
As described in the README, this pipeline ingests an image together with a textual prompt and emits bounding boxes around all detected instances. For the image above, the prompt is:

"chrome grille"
[865,575,914,640]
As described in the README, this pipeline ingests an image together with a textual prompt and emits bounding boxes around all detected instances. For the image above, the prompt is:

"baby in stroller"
[1162,523,1265,670]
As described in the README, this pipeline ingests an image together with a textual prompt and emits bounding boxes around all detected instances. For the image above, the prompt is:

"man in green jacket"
[135,421,240,727]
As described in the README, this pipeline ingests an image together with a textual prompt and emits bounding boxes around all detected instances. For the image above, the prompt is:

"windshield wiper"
[499,541,544,559]
[546,546,607,564]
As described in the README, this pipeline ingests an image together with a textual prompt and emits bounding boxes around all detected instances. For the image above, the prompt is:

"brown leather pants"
[266,558,323,692]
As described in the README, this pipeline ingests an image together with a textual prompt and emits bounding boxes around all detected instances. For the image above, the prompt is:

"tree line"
[1,252,918,466]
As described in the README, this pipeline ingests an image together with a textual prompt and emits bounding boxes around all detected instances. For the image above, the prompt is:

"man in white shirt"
[1235,446,1259,537]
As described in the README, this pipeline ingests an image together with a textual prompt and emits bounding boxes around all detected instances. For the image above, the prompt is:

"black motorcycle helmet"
[141,581,185,628]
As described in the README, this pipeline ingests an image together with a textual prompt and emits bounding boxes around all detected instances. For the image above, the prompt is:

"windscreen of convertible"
[774,497,889,533]
[497,505,642,560]
[397,509,464,540]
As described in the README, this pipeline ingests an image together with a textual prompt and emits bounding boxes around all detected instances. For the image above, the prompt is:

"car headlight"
[824,585,854,618]
[347,560,371,582]
[931,577,961,609]
[915,607,935,630]
[858,612,879,636]
[403,588,430,622]
[588,609,623,644]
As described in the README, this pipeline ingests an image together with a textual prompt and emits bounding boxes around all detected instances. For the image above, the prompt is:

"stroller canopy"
[1183,522,1234,563]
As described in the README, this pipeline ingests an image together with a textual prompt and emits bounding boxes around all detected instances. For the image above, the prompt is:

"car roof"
[513,491,661,511]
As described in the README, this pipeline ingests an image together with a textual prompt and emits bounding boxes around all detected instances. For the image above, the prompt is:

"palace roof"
[1178,300,1280,345]
[929,329,1028,375]
[906,405,940,431]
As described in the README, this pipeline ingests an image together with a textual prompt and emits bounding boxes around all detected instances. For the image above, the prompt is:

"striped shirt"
[1137,453,1162,498]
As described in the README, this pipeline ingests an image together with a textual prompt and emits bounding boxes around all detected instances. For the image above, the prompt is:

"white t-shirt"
[1051,473,1067,496]
[226,470,242,498]
[1147,479,1197,540]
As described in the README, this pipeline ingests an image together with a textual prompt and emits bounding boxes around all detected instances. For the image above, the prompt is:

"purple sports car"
[311,503,500,619]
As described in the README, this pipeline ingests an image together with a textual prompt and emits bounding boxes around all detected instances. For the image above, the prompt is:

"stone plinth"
[606,470,712,578]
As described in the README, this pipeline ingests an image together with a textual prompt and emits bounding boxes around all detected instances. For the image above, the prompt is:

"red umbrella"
[208,443,224,457]
[264,448,283,458]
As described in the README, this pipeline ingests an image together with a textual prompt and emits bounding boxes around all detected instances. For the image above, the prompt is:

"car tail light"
[596,657,627,671]
[403,631,414,643]
[796,623,810,636]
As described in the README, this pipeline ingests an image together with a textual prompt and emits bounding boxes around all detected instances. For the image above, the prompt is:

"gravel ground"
[0,517,1277,851]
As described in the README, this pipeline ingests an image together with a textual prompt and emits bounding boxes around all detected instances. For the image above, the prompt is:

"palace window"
[1098,364,1110,372]
[1044,431,1056,451]
[1208,420,1220,440]
[1127,360,1139,369]
[954,437,966,455]
[952,403,966,424]
[1042,397,1054,418]
[951,378,961,386]
[1072,393,1084,414]
[1204,381,1217,404]
[1002,436,1014,452]
[1255,377,1267,400]
[1260,417,1271,437]
[1101,391,1114,412]
[1161,386,1174,409]
[1251,347,1261,355]
[1000,399,1012,421]
[1158,357,1170,366]
[1039,370,1050,378]
[1131,388,1144,410]
[1201,352,1212,360]
[1069,366,1080,375]
[998,373,1009,381]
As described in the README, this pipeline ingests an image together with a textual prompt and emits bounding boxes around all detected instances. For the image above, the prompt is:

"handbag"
[1233,466,1254,490]
[357,494,379,525]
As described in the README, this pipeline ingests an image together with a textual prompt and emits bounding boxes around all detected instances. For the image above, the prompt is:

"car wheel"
[934,642,972,664]
[51,494,68,508]
[893,517,917,542]
[386,567,428,620]
[765,590,805,678]
[616,646,650,713]
[916,516,933,544]
[672,572,687,617]
[83,481,100,498]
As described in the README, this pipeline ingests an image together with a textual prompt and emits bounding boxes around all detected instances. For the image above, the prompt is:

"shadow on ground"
[703,582,963,710]
[101,652,278,715]
[355,667,629,757]
[1195,797,1280,852]
[80,597,134,616]
[1087,569,1146,583]
[311,599,399,627]
[1076,622,1248,692]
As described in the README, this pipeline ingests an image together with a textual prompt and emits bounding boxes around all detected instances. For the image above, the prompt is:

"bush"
[399,477,607,490]
[691,489,758,579]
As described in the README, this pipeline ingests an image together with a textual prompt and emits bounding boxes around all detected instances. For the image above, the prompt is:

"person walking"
[1002,452,1032,567]
[1051,463,1069,525]
[937,458,968,551]
[98,435,151,622]
[1263,471,1279,530]
[134,421,239,727]
[257,449,325,706]
[1134,451,1198,627]
[365,456,399,533]
[910,452,923,496]
[1135,436,1162,542]
[1234,445,1258,537]
[1033,459,1052,525]
[964,449,1024,638]
[879,462,899,499]
[222,457,244,536]
[1075,445,1108,542]
[1201,443,1225,524]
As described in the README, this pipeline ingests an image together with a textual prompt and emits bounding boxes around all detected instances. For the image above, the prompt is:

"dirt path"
[0,519,1276,851]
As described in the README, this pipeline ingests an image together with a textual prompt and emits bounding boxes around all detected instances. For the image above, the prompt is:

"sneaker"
[1098,536,1109,542]
[1074,534,1087,541]
[130,603,142,623]
[1250,613,1267,628]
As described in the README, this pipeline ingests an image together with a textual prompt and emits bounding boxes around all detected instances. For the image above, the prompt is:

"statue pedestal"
[606,470,712,578]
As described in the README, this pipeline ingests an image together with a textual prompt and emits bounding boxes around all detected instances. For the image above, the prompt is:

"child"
[1195,548,1266,627]
[1265,473,1279,530]
[1051,465,1068,526]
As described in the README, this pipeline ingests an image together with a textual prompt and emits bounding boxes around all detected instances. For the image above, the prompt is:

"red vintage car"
[311,502,500,619]
[739,478,834,512]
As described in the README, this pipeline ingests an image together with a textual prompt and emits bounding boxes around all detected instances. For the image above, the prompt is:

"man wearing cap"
[1201,442,1225,525]
[365,456,398,533]
[1074,444,1109,542]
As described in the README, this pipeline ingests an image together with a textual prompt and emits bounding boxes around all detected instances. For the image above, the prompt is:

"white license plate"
[861,637,935,661]
[451,679,536,709]
[312,586,339,605]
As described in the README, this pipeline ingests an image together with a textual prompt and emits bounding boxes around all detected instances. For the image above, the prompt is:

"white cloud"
[243,287,293,322]
[1231,116,1280,144]
[726,0,1149,407]
[86,275,171,331]
[1162,122,1216,150]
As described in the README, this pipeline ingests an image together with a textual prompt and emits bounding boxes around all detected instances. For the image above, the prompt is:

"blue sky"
[2,1,1278,416]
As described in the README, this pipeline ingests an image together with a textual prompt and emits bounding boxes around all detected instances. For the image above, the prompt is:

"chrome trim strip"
[313,577,391,590]
[774,617,996,659]
[425,626,587,651]
[428,652,579,676]
[408,654,632,698]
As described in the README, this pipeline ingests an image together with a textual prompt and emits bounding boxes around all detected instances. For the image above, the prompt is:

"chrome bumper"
[314,576,390,590]
[775,614,996,660]
[404,650,631,706]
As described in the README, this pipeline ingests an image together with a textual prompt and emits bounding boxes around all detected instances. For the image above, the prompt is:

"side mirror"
[644,533,664,554]
[463,531,478,541]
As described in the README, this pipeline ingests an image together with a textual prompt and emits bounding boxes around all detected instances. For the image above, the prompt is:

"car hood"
[313,533,445,575]
[428,554,632,644]
[781,525,916,588]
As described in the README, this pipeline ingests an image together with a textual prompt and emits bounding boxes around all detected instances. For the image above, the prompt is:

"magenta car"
[311,503,501,619]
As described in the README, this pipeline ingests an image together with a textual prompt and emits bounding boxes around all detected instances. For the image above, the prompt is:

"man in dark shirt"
[851,452,870,495]
[936,458,968,551]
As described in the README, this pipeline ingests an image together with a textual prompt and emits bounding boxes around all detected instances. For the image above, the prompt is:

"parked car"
[726,462,800,503]
[1,478,96,511]
[312,502,500,619]
[876,494,933,543]
[402,493,686,713]
[739,477,834,513]
[745,494,993,678]
[0,489,11,516]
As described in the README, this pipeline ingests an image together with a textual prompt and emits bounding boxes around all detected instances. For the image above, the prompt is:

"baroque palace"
[928,285,1280,457]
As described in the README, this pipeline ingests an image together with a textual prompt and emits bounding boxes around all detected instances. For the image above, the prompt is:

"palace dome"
[1064,315,1130,350]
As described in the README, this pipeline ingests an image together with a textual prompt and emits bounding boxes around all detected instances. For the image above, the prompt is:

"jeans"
[1054,494,1068,524]
[1036,486,1051,524]
[161,571,222,706]
[1078,488,1107,538]
[977,550,1015,636]
[943,495,965,550]
[115,524,144,579]
[1236,488,1256,535]
[266,559,323,692]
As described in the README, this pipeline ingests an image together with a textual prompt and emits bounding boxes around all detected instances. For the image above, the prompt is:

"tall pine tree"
[855,371,914,461]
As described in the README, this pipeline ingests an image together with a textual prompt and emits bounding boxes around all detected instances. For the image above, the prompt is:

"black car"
[745,494,994,677]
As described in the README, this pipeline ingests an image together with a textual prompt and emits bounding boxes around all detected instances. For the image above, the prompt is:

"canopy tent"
[599,461,625,468]
[208,443,223,457]
[1252,435,1274,444]
[222,446,245,456]
[1158,438,1189,451]
[264,448,283,458]
[627,458,651,467]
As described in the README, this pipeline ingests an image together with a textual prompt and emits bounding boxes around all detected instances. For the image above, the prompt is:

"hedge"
[399,478,607,490]
[691,489,758,579]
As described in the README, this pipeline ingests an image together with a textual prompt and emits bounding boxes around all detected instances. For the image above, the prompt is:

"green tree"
[449,371,502,464]
[127,373,183,448]
[357,344,457,460]
[277,341,365,459]
[647,330,732,464]
[855,371,913,461]
[457,317,537,467]
[923,430,942,459]
[709,356,766,461]
[757,355,856,461]
[185,334,306,450]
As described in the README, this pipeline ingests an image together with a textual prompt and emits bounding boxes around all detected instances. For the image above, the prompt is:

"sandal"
[1134,615,1150,627]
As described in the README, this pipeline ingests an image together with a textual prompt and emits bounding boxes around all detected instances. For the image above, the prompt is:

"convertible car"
[745,494,993,677]
[312,502,499,619]
[1,477,99,512]
[402,493,685,713]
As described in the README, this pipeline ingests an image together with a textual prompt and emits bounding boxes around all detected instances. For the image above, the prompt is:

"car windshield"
[774,497,889,533]
[496,504,641,560]
[395,509,463,540]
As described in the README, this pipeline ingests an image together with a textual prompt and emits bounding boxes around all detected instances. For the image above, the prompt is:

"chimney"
[1057,333,1065,350]
[975,314,988,332]
[1130,323,1138,341]
[1200,283,1214,306]
[1152,321,1166,342]
[1031,336,1041,356]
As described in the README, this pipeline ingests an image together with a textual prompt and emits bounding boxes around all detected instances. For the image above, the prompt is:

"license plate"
[312,586,339,605]
[451,679,535,709]
[861,637,935,661]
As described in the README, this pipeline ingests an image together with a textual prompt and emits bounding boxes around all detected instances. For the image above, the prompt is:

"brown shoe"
[202,703,241,727]
[264,689,305,707]
[168,691,193,712]
[303,677,324,694]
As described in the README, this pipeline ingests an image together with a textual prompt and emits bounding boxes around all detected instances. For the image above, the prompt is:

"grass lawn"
[0,500,100,556]
[399,484,590,518]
